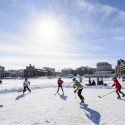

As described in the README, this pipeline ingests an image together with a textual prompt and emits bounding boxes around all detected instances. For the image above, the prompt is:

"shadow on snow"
[57,93,68,100]
[118,98,125,101]
[81,104,101,125]
[15,93,30,100]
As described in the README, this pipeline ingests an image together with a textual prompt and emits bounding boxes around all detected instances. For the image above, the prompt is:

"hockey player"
[57,78,64,94]
[23,78,31,94]
[112,77,125,99]
[73,78,84,103]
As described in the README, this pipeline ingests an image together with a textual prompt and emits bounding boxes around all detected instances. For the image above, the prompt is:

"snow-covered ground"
[0,77,125,125]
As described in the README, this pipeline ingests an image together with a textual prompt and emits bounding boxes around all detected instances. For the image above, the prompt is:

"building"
[120,63,125,74]
[61,68,73,76]
[24,64,44,77]
[0,72,10,78]
[116,59,125,75]
[0,65,10,78]
[97,62,112,71]
[55,71,61,77]
[7,69,24,78]
[0,65,5,73]
[43,67,55,76]
[96,62,113,77]
[24,64,55,77]
[24,64,38,77]
[7,70,18,77]
[17,69,24,77]
[76,66,96,76]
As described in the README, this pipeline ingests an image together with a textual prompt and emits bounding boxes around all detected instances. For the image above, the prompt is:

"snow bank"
[1,77,125,94]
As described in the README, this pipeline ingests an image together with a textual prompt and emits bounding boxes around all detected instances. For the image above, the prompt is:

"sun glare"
[28,14,67,53]
[34,16,60,42]
[40,19,58,40]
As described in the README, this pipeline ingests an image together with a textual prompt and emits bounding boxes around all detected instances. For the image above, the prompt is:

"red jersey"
[112,79,121,90]
[57,79,63,86]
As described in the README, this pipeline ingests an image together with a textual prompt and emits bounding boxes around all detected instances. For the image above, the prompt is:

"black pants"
[57,85,64,93]
[23,86,31,93]
[116,89,125,97]
[78,88,84,102]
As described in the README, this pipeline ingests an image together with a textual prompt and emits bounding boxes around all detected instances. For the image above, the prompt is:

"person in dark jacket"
[112,77,125,99]
[88,77,91,85]
[0,80,2,85]
[73,78,84,103]
[92,80,96,86]
[57,78,64,94]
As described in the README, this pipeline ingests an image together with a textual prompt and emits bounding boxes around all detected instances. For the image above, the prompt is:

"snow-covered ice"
[0,77,125,125]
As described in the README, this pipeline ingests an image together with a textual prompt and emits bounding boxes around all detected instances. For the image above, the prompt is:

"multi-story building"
[43,67,55,76]
[0,65,5,73]
[96,62,113,77]
[24,64,55,77]
[0,65,9,78]
[76,66,96,76]
[116,59,125,75]
[24,64,38,77]
[97,62,112,71]
[61,68,73,76]
[7,70,18,77]
[17,69,24,77]
[7,69,24,78]
[120,63,125,74]
[0,72,10,78]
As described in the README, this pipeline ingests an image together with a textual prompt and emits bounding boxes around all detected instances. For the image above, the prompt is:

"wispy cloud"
[0,0,125,70]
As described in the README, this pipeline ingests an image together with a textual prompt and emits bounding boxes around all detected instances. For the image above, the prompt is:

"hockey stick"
[74,93,80,104]
[75,92,76,98]
[98,90,115,98]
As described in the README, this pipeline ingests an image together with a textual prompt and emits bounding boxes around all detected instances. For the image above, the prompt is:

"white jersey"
[23,80,30,86]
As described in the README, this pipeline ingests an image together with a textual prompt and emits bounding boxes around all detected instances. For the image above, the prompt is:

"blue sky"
[0,0,125,71]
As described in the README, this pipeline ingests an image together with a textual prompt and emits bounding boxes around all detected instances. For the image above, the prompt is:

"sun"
[40,19,58,40]
[28,14,67,53]
[33,15,61,42]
